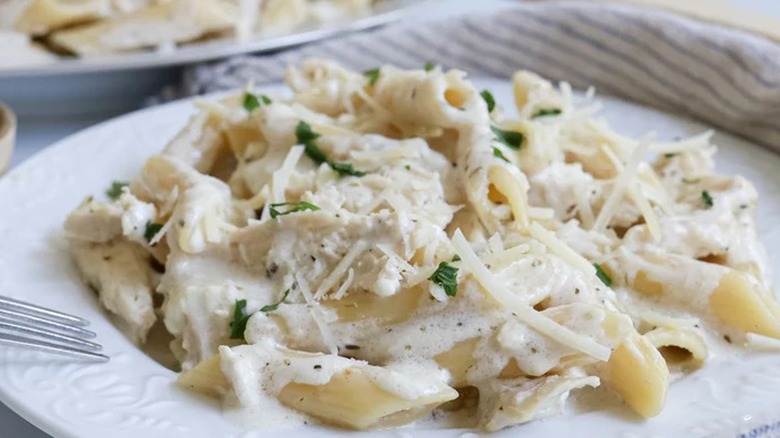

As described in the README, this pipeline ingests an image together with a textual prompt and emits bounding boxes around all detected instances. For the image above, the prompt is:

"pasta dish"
[0,0,372,65]
[63,59,780,431]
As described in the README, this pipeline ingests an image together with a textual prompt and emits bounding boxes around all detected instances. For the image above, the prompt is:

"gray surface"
[1,0,777,436]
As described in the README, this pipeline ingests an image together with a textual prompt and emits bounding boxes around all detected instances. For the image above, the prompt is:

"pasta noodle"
[62,59,780,431]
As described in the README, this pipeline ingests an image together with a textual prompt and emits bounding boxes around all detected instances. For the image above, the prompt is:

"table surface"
[2,0,779,436]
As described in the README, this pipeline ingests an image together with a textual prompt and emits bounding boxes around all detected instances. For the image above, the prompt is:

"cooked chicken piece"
[70,239,157,343]
[64,196,123,243]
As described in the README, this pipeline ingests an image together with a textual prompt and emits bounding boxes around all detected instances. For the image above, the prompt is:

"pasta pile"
[63,59,780,431]
[0,0,372,62]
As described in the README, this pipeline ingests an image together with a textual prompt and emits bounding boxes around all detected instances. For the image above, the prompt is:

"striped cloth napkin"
[177,1,780,149]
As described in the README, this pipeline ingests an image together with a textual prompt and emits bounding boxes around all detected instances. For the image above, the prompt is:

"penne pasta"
[279,366,457,429]
[644,326,708,367]
[709,270,780,339]
[62,59,780,432]
[177,355,230,398]
[602,333,669,417]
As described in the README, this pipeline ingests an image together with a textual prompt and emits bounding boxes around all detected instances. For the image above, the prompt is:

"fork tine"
[0,295,89,327]
[0,308,96,339]
[0,320,103,351]
[0,333,109,363]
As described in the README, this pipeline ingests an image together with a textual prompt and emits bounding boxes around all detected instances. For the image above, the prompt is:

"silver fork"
[0,295,109,363]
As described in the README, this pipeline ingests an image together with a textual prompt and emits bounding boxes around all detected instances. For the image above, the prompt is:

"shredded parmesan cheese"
[332,268,355,300]
[271,145,305,206]
[296,273,338,355]
[452,230,611,361]
[314,241,368,300]
[601,145,661,242]
[528,222,596,277]
[593,139,650,232]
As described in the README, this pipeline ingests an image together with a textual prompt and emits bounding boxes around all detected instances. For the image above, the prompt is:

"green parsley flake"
[295,121,367,177]
[243,92,272,112]
[296,121,329,164]
[260,289,290,313]
[664,153,678,159]
[429,261,459,297]
[143,221,163,243]
[493,147,509,163]
[106,181,129,200]
[269,201,321,219]
[329,161,367,177]
[532,108,562,118]
[491,126,524,150]
[229,299,251,340]
[480,90,496,113]
[296,121,321,148]
[452,254,461,262]
[424,61,435,72]
[702,190,714,208]
[594,263,612,287]
[304,142,328,165]
[363,68,380,86]
[229,291,291,340]
[682,177,700,184]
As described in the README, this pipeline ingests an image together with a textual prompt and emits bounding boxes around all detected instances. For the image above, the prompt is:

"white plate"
[1,78,779,438]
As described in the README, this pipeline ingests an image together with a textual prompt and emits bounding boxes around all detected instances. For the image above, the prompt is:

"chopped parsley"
[702,190,714,208]
[106,181,129,200]
[493,147,509,163]
[243,92,272,112]
[260,289,290,313]
[452,254,461,262]
[664,153,678,159]
[269,201,320,219]
[296,121,367,177]
[424,61,435,72]
[329,161,367,177]
[480,90,496,113]
[296,120,321,149]
[230,291,290,340]
[682,177,701,184]
[229,299,251,339]
[303,142,329,166]
[363,68,380,86]
[429,261,459,297]
[594,263,613,287]
[143,221,163,243]
[491,126,524,150]
[532,108,562,118]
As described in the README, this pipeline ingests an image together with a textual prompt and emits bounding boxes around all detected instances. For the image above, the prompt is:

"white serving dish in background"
[0,0,417,121]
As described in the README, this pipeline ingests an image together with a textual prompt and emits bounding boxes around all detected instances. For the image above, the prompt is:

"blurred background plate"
[0,0,417,121]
